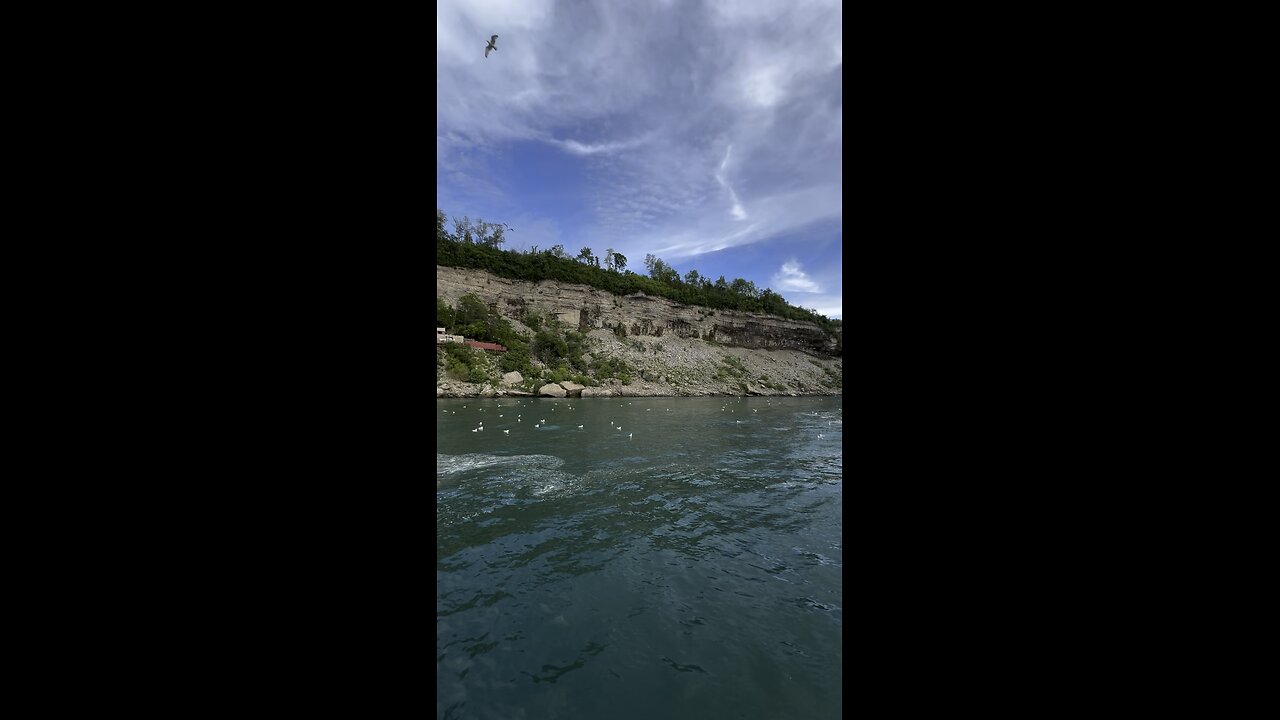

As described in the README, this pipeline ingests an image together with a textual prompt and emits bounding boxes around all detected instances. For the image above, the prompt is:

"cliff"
[436,266,842,398]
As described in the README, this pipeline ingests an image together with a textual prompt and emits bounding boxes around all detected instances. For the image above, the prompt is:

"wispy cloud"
[715,145,747,220]
[437,0,841,317]
[553,134,649,156]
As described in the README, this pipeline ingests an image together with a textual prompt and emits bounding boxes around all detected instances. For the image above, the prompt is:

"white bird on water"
[629,432,633,439]
[504,430,509,435]
[577,425,584,429]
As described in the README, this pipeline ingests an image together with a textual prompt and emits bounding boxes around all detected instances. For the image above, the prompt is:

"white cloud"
[554,134,649,156]
[772,260,821,293]
[437,0,841,269]
[715,145,748,220]
[645,184,841,260]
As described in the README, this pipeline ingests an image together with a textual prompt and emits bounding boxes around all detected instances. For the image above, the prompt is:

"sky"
[437,0,842,320]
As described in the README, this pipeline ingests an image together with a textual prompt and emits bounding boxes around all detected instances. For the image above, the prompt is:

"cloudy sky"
[437,0,842,319]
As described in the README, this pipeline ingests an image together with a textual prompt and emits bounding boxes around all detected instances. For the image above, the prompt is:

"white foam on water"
[437,452,565,478]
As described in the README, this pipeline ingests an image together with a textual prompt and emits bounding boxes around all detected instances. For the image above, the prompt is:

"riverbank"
[437,329,841,399]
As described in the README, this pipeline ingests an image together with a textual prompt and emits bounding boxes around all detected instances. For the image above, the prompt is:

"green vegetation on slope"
[437,209,841,338]
[437,293,635,389]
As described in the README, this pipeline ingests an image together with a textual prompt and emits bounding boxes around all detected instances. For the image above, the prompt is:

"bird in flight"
[485,35,498,58]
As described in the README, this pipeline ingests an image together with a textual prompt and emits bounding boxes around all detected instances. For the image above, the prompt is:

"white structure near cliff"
[436,327,464,344]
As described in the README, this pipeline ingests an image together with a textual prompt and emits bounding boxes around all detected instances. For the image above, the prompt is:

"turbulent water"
[437,396,842,720]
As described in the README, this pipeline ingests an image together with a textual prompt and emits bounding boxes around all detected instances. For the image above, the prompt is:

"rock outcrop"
[437,266,838,355]
[538,383,567,398]
[437,266,842,399]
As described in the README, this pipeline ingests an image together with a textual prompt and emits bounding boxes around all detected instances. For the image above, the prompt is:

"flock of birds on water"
[441,398,838,442]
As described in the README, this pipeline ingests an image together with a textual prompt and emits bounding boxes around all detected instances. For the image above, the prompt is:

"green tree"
[452,215,474,244]
[436,297,455,329]
[474,220,506,248]
[644,254,679,285]
[455,293,488,327]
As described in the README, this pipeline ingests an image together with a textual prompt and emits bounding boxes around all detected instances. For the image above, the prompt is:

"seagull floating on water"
[484,34,498,58]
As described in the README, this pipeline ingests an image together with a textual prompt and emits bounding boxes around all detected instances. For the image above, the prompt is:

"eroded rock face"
[580,387,613,398]
[436,266,838,355]
[538,383,567,398]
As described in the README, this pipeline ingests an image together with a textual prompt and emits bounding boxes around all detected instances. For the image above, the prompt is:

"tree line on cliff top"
[437,210,841,337]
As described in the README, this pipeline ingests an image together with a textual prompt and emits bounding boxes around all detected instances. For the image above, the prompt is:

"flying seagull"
[485,35,498,58]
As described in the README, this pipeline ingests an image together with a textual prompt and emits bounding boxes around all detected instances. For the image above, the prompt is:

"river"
[437,395,842,719]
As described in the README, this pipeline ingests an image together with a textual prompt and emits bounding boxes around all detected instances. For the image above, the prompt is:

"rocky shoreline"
[436,380,841,399]
[438,329,841,399]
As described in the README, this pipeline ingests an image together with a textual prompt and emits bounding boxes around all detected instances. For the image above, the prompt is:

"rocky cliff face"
[436,266,839,355]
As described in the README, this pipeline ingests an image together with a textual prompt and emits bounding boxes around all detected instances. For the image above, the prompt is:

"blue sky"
[437,0,842,319]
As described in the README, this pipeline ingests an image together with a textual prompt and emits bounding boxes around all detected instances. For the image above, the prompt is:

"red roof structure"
[464,340,507,352]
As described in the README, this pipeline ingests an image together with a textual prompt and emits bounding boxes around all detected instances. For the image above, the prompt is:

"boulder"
[580,387,613,398]
[502,371,524,386]
[507,390,533,397]
[559,381,585,397]
[538,383,567,398]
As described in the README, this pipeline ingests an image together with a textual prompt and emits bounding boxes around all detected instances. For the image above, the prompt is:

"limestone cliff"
[437,266,842,399]
[436,266,839,355]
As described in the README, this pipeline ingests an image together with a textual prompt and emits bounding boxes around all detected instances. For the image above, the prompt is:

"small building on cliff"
[436,328,464,344]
